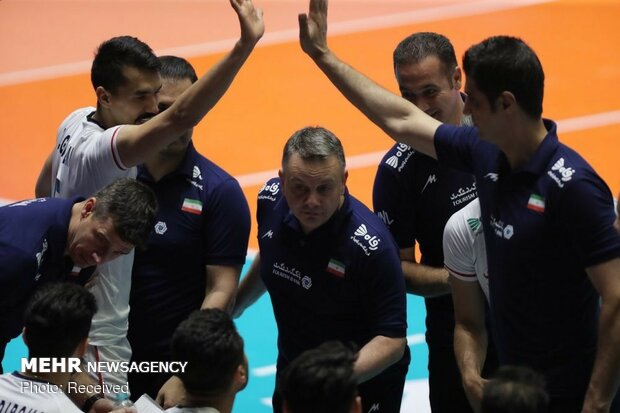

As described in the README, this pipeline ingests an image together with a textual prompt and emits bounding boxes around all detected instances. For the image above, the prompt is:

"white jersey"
[443,198,489,302]
[0,373,82,412]
[51,107,135,387]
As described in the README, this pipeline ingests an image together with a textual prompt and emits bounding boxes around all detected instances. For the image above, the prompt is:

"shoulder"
[378,143,417,173]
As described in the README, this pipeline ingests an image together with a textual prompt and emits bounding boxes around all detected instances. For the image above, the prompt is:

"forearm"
[311,51,438,157]
[34,151,53,197]
[454,323,487,382]
[201,285,237,314]
[232,257,266,318]
[354,336,406,384]
[201,264,242,314]
[584,297,620,411]
[402,261,450,297]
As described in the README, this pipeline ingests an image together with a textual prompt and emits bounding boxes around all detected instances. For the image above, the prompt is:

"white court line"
[235,110,620,188]
[0,0,552,86]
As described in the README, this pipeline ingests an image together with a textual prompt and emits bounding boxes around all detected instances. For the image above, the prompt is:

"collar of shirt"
[137,141,198,182]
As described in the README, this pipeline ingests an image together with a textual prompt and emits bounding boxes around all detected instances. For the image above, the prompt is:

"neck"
[500,117,547,169]
[22,369,72,389]
[184,392,234,413]
[144,151,185,182]
[65,201,84,256]
[90,110,114,130]
[450,95,466,126]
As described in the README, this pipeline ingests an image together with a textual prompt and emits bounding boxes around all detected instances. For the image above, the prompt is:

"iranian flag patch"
[182,198,203,215]
[527,194,545,213]
[326,259,345,278]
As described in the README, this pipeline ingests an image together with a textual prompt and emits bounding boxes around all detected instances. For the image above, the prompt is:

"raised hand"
[299,0,328,59]
[230,0,265,48]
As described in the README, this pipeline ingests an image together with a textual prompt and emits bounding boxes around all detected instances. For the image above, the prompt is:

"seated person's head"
[481,365,549,413]
[280,340,361,413]
[172,309,247,399]
[23,283,97,359]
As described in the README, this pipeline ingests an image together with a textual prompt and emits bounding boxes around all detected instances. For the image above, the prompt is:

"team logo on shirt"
[192,166,203,180]
[351,224,381,256]
[484,173,499,182]
[548,158,575,188]
[154,221,167,235]
[258,182,280,202]
[467,218,482,234]
[490,215,514,240]
[420,174,437,193]
[377,210,394,226]
[272,262,312,290]
[450,182,477,206]
[384,143,414,172]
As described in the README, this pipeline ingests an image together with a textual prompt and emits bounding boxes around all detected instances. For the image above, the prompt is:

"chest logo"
[484,172,499,182]
[262,230,274,239]
[377,210,394,227]
[181,198,203,215]
[192,166,203,180]
[351,224,381,256]
[548,158,575,188]
[421,174,437,194]
[258,182,280,202]
[326,258,346,278]
[272,262,312,290]
[154,221,167,235]
[385,143,413,172]
[490,215,514,240]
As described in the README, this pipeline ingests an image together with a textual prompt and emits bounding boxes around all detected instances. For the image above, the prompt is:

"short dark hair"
[482,365,549,413]
[159,55,198,83]
[463,36,544,119]
[23,283,97,358]
[280,341,358,413]
[393,32,457,83]
[91,178,157,249]
[172,309,244,396]
[282,126,346,173]
[91,36,161,93]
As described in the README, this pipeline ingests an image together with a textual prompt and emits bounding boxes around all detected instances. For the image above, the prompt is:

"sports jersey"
[0,197,78,342]
[256,177,409,380]
[443,198,489,301]
[435,120,620,397]
[0,372,81,412]
[128,142,250,398]
[51,107,135,388]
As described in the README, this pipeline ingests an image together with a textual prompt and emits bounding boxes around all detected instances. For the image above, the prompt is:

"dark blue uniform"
[435,120,620,412]
[374,142,492,412]
[257,178,410,413]
[0,197,80,370]
[128,142,250,398]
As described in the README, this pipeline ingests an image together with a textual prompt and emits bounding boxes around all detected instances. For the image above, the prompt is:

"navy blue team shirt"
[373,142,477,347]
[256,177,409,375]
[434,120,620,397]
[129,142,250,358]
[0,197,80,341]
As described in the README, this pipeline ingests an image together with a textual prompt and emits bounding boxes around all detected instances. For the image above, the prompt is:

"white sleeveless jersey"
[443,198,489,302]
[51,107,135,387]
[0,373,82,412]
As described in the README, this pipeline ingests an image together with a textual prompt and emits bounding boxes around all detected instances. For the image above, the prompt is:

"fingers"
[309,0,327,17]
[298,13,308,35]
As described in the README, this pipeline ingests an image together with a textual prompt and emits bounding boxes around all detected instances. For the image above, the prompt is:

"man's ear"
[95,86,112,108]
[235,361,248,392]
[498,91,517,112]
[74,337,89,359]
[81,198,96,219]
[21,327,28,347]
[452,66,463,90]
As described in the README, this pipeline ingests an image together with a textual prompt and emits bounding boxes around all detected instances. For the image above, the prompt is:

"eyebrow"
[135,84,162,96]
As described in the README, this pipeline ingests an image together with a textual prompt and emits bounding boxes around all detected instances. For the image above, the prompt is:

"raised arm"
[298,0,440,157]
[116,0,265,167]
